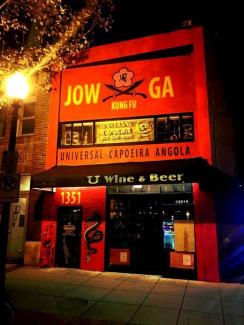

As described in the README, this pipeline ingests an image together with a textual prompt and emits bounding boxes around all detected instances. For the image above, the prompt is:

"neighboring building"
[0,74,50,264]
[1,27,243,282]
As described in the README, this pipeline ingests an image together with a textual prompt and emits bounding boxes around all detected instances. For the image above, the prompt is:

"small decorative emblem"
[103,67,147,102]
[63,222,76,234]
[84,212,103,262]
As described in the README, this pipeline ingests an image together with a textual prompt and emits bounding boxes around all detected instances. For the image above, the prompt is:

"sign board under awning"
[31,158,236,191]
[86,172,184,185]
[31,158,211,189]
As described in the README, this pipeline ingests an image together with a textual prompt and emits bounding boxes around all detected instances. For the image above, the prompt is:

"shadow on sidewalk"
[10,310,127,325]
[6,264,24,273]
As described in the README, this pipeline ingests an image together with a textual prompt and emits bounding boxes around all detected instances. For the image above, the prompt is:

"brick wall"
[0,73,51,242]
[26,190,42,241]
[26,79,50,241]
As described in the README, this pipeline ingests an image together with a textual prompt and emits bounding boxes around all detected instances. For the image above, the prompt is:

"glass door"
[55,206,82,268]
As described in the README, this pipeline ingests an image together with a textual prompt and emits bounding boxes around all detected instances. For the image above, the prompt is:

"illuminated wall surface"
[39,27,244,283]
[46,27,211,168]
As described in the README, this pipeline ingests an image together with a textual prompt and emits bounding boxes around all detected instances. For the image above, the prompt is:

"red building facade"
[32,27,223,282]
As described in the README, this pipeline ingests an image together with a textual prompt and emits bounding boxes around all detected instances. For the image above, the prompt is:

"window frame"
[17,100,36,136]
[59,121,94,147]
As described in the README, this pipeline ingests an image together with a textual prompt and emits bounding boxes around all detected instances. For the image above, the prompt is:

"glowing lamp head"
[5,72,29,100]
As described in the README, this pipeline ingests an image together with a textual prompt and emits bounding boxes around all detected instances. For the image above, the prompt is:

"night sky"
[94,0,243,180]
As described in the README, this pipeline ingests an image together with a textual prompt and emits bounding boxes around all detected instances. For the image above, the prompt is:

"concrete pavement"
[4,266,244,324]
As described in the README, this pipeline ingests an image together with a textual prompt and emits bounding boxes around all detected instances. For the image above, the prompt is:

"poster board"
[174,220,195,252]
[110,248,130,265]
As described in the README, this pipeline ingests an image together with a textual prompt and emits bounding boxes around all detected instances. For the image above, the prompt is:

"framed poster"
[109,248,130,265]
[95,118,154,145]
[170,251,195,269]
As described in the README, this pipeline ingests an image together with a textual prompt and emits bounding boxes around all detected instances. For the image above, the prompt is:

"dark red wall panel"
[193,183,220,282]
[39,220,57,267]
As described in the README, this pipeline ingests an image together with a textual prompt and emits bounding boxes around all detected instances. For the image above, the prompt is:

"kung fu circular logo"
[103,67,147,102]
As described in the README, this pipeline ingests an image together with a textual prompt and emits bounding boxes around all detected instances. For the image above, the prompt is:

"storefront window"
[72,123,82,146]
[156,113,194,142]
[168,116,180,140]
[160,183,192,193]
[108,183,192,194]
[157,116,168,141]
[58,113,194,147]
[60,122,93,146]
[82,122,93,145]
[181,114,194,140]
[61,123,72,146]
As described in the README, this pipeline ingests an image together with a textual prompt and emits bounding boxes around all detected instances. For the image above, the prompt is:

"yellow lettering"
[64,86,72,106]
[160,175,168,182]
[77,191,81,204]
[162,76,174,97]
[177,174,184,181]
[73,85,83,105]
[150,174,159,182]
[65,191,71,204]
[149,77,161,98]
[85,83,101,104]
[127,176,135,183]
[168,174,176,181]
[61,191,65,204]
[71,191,76,204]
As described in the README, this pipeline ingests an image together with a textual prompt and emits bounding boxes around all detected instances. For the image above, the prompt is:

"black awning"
[31,157,231,189]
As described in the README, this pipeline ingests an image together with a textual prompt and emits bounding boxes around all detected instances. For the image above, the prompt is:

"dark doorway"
[55,206,82,268]
[107,196,164,274]
[132,196,163,274]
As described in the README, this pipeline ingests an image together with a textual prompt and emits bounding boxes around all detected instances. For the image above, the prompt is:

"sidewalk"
[4,266,244,324]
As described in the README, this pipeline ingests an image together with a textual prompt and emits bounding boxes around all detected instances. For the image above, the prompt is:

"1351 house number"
[60,191,81,205]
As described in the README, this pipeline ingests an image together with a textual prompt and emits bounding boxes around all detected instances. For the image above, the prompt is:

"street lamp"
[0,71,29,322]
[5,72,29,100]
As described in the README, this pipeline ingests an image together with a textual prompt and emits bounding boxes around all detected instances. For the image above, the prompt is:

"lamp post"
[0,72,29,322]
